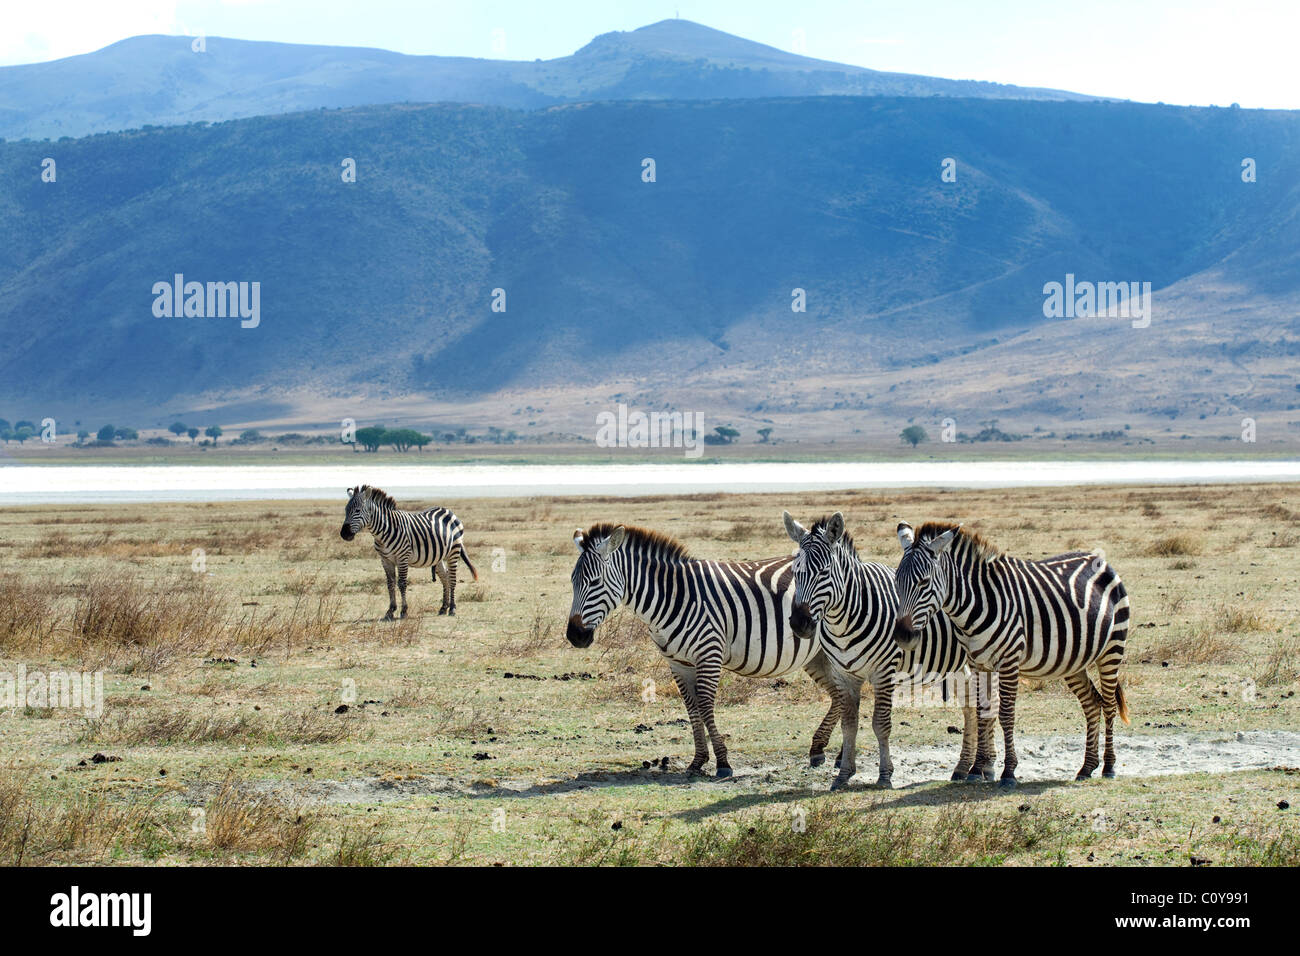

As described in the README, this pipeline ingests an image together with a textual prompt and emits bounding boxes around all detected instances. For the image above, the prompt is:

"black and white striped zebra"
[566,523,844,777]
[340,485,477,619]
[783,511,986,790]
[893,521,1131,787]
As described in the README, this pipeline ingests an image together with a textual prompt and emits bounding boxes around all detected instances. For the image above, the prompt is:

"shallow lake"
[1,459,1297,505]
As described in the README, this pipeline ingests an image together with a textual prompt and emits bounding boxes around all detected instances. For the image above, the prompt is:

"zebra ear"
[927,528,958,554]
[783,511,807,543]
[897,522,915,550]
[573,529,586,552]
[606,526,628,553]
[827,512,845,544]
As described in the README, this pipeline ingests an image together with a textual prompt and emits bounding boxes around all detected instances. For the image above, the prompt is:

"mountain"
[0,19,1098,142]
[1,94,1298,444]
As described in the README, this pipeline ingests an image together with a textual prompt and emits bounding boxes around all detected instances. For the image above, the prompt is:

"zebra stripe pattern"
[784,511,985,790]
[340,485,478,619]
[893,521,1131,787]
[566,523,843,777]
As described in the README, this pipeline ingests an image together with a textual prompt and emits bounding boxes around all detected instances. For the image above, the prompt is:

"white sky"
[1,0,1296,109]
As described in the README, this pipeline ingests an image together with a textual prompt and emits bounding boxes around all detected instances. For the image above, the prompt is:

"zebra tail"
[1116,682,1131,725]
[459,544,479,582]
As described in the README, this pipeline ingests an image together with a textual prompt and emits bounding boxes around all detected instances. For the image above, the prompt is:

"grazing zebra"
[339,485,477,619]
[893,521,1131,788]
[566,523,845,777]
[783,511,986,790]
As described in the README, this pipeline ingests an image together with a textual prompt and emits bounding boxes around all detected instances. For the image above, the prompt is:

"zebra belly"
[374,540,448,569]
[722,629,820,676]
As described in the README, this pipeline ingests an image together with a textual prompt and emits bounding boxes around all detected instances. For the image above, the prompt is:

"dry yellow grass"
[0,481,1296,865]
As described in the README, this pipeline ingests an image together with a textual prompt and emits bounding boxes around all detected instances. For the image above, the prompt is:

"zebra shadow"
[667,777,1071,822]
[457,766,752,799]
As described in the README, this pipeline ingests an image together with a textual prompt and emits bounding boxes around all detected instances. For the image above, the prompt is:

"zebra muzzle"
[566,614,594,648]
[789,601,816,638]
[893,615,920,647]
[340,522,356,541]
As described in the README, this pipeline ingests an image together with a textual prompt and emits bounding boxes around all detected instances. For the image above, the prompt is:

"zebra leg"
[953,671,979,781]
[445,547,460,616]
[1064,671,1103,780]
[1098,648,1127,777]
[968,670,998,783]
[996,662,1020,788]
[381,559,398,621]
[694,657,731,778]
[396,562,409,618]
[801,652,843,768]
[434,561,450,615]
[831,676,862,791]
[869,670,896,789]
[669,662,711,775]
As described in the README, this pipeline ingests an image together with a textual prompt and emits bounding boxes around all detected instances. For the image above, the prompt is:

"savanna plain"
[1,482,1297,866]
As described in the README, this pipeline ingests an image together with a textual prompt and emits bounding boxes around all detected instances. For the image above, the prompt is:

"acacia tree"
[355,426,386,453]
[168,422,187,437]
[205,425,223,444]
[900,425,928,447]
[187,427,200,443]
[385,428,431,453]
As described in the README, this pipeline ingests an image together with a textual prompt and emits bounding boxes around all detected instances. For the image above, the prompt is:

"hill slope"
[0,19,1098,142]
[1,96,1298,441]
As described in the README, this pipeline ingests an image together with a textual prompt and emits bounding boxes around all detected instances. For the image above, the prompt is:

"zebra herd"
[339,485,1131,789]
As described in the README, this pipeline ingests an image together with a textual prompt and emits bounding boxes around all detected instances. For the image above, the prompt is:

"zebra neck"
[822,553,869,636]
[941,542,1001,633]
[368,508,396,538]
[620,548,688,632]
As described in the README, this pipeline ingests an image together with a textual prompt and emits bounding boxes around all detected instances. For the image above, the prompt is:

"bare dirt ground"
[1,482,1297,865]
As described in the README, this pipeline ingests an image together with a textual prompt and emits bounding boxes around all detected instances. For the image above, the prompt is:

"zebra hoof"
[715,765,733,779]
[448,607,456,617]
[381,613,396,622]
[1076,770,1095,781]
[438,607,448,616]
[686,763,707,777]
[809,753,826,768]
[967,769,995,783]
[874,776,893,790]
[998,776,1017,790]
[951,770,968,782]
[830,775,852,792]
[1102,769,1117,779]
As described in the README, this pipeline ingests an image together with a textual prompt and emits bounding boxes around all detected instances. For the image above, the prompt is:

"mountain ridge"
[0,19,1100,142]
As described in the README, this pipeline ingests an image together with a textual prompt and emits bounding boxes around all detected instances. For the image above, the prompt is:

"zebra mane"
[916,521,1001,560]
[582,523,692,560]
[810,515,859,557]
[359,485,396,509]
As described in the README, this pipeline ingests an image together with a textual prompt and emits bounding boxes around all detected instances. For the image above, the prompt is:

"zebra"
[566,523,846,777]
[783,511,987,790]
[339,485,477,619]
[892,521,1131,788]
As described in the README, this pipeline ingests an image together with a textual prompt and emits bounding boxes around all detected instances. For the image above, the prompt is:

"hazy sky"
[2,0,1296,109]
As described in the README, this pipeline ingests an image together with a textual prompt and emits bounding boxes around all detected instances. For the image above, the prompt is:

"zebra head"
[340,486,370,541]
[893,521,957,650]
[567,526,628,648]
[783,510,847,640]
